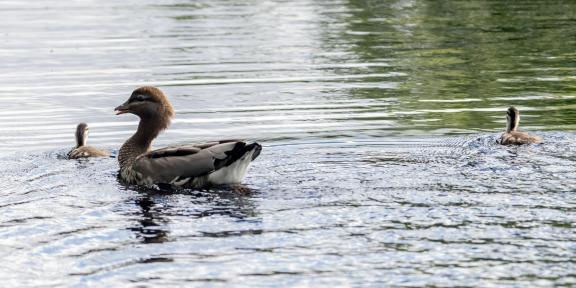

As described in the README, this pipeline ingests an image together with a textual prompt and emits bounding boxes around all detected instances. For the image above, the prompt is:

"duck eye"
[131,95,147,102]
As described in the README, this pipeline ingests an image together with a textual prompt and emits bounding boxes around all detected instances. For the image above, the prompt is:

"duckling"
[114,86,261,188]
[499,106,541,145]
[68,123,110,159]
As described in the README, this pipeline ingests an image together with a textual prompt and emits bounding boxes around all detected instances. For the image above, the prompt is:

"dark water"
[1,0,576,286]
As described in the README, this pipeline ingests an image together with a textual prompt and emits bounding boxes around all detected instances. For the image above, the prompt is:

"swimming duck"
[114,86,261,188]
[68,123,110,159]
[499,106,541,145]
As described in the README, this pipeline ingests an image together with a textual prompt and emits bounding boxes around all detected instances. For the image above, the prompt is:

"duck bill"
[114,103,130,115]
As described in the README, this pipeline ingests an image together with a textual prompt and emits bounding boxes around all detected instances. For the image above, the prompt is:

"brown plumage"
[499,107,542,145]
[115,86,261,188]
[68,123,110,159]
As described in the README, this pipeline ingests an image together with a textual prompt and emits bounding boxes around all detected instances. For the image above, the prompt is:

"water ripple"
[1,0,576,286]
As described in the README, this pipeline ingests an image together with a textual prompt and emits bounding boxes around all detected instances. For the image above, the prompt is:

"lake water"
[1,0,575,286]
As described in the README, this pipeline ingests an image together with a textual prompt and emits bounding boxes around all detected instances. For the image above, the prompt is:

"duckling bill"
[499,107,541,145]
[68,123,110,159]
[114,86,261,188]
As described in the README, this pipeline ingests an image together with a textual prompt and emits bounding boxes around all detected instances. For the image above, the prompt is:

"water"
[1,0,575,286]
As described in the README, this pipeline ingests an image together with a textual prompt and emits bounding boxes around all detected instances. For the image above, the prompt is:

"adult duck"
[499,106,541,145]
[114,86,261,188]
[68,123,110,159]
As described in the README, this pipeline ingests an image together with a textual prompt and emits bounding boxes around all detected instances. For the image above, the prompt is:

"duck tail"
[214,142,262,170]
[246,142,262,161]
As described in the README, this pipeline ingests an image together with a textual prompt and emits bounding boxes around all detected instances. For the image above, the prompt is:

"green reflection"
[333,0,576,134]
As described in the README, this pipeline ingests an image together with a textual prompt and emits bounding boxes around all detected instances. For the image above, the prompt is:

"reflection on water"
[129,196,170,244]
[125,188,259,244]
[0,0,575,286]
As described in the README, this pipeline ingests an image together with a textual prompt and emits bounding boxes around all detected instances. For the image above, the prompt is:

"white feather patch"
[208,150,255,185]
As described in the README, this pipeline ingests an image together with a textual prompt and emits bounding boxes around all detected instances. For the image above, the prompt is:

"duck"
[68,123,111,159]
[114,86,261,188]
[499,106,542,145]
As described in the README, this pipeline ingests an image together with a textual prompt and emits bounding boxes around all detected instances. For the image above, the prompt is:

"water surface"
[1,0,575,286]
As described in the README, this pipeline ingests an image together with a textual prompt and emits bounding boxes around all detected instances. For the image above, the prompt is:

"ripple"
[1,0,576,286]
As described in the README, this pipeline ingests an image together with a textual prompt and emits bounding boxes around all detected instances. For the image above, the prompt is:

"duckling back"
[500,131,541,145]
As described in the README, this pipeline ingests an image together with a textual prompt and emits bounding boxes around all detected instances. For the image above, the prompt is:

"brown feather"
[116,86,261,188]
[499,107,541,145]
[68,123,110,159]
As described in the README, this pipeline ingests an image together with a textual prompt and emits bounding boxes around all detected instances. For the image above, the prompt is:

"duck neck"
[119,117,166,169]
[76,130,86,148]
[506,114,519,132]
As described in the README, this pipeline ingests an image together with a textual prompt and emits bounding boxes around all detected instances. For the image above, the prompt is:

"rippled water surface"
[1,0,576,286]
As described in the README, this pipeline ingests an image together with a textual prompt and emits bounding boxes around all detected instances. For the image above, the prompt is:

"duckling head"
[114,86,175,130]
[506,106,520,132]
[75,122,89,147]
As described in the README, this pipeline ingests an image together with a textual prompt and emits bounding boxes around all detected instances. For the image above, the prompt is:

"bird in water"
[68,123,110,159]
[114,86,261,189]
[499,106,541,145]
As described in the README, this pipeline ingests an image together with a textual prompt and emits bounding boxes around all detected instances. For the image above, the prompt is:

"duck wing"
[68,146,110,159]
[131,141,261,185]
[500,131,541,145]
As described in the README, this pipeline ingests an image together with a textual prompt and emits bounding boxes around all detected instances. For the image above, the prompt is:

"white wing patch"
[208,150,255,185]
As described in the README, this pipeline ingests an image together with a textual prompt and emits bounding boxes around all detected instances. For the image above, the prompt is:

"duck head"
[115,86,175,129]
[506,106,520,132]
[75,122,88,147]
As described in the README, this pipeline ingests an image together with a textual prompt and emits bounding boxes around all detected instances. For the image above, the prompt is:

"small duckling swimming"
[68,123,110,159]
[499,106,541,145]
